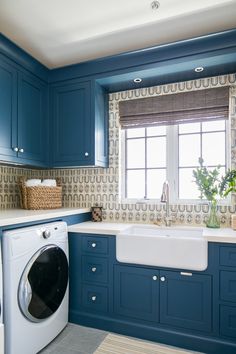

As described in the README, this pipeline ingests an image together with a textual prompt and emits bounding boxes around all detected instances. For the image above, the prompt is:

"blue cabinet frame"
[0,55,18,160]
[68,233,236,354]
[51,79,108,167]
[159,270,212,332]
[0,55,48,166]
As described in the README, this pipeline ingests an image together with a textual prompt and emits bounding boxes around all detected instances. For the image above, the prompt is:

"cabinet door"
[17,72,47,165]
[52,81,92,166]
[0,56,17,159]
[160,270,212,332]
[114,265,159,322]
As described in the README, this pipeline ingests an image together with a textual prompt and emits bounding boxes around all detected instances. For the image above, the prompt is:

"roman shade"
[119,87,229,129]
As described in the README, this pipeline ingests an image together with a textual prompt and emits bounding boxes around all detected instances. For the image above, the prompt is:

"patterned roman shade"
[119,87,229,129]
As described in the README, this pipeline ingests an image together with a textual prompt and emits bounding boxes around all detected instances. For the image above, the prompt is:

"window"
[122,119,229,202]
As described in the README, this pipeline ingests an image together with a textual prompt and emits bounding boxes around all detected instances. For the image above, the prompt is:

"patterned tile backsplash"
[1,74,236,226]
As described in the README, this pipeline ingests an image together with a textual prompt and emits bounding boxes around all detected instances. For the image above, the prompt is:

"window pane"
[147,126,166,136]
[202,120,225,132]
[127,170,145,198]
[179,123,200,134]
[127,138,145,168]
[147,137,166,168]
[179,134,200,167]
[179,168,200,199]
[202,132,225,166]
[147,169,166,199]
[127,128,145,138]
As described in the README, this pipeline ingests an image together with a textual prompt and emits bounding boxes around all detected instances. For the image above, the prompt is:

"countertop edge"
[0,208,90,227]
[68,222,236,243]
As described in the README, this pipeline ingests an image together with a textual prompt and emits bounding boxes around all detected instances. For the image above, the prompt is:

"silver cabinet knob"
[91,243,96,248]
[19,148,24,153]
[91,267,97,272]
[85,152,89,156]
[42,230,51,239]
[160,276,166,282]
[13,147,19,152]
[91,296,96,302]
[152,275,158,281]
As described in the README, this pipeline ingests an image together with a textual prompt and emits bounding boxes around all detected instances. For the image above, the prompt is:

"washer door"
[18,245,68,323]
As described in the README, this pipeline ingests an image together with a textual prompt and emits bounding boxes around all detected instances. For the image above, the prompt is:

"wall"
[0,74,236,226]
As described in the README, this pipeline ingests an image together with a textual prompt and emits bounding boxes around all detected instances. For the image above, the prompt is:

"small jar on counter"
[91,205,103,222]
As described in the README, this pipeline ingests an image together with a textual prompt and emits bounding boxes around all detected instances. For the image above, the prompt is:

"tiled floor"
[39,323,202,354]
[39,323,108,354]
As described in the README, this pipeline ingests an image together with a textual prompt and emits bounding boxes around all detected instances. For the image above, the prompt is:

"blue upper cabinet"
[0,55,18,160]
[51,79,108,167]
[0,54,48,167]
[17,71,48,165]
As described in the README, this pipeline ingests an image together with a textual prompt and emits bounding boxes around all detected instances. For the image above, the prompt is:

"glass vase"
[206,201,220,228]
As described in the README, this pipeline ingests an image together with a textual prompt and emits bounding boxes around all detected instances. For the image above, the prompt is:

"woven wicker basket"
[19,177,62,210]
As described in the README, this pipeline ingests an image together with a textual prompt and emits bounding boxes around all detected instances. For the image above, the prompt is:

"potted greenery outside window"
[193,158,236,228]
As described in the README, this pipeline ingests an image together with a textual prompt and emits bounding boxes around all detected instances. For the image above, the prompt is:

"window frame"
[120,119,231,205]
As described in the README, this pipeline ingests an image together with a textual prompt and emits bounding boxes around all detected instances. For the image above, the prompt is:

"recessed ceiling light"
[194,67,204,73]
[133,78,142,83]
[151,1,160,10]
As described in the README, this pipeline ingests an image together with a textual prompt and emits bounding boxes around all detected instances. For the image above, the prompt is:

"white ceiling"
[0,0,236,69]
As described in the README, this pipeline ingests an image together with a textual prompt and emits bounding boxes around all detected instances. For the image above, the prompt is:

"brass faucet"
[160,180,172,227]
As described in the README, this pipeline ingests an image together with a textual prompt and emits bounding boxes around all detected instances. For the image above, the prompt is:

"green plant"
[192,158,236,203]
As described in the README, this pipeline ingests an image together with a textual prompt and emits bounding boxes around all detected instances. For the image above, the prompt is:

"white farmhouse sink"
[116,225,208,271]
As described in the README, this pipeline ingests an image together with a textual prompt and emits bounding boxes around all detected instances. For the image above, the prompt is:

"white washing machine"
[3,221,69,354]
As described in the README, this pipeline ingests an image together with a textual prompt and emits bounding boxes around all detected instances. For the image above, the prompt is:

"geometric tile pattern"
[0,73,236,227]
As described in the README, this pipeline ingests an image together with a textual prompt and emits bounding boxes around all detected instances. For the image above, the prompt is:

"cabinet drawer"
[82,284,108,313]
[220,270,236,302]
[82,235,108,255]
[220,246,236,267]
[82,256,108,284]
[220,305,236,338]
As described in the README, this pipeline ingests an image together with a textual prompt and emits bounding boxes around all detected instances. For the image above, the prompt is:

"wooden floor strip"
[94,333,203,354]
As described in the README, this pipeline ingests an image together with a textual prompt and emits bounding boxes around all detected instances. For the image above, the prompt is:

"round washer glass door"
[18,245,68,322]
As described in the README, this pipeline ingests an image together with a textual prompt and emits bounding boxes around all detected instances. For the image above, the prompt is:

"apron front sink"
[116,225,208,271]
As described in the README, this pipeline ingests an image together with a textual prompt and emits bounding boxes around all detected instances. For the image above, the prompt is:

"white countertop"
[0,208,90,227]
[68,221,236,243]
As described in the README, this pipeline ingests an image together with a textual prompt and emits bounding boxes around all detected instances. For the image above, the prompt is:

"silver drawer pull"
[85,152,89,156]
[91,296,96,302]
[91,243,97,248]
[180,272,192,276]
[152,275,158,281]
[13,147,19,152]
[19,148,24,153]
[160,276,166,282]
[91,267,97,272]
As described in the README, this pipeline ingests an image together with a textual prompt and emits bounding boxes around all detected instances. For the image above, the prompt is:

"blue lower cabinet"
[220,245,236,268]
[82,235,108,255]
[114,265,159,322]
[220,305,236,339]
[82,284,108,313]
[82,256,108,284]
[160,270,212,332]
[68,235,236,354]
[220,270,236,303]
